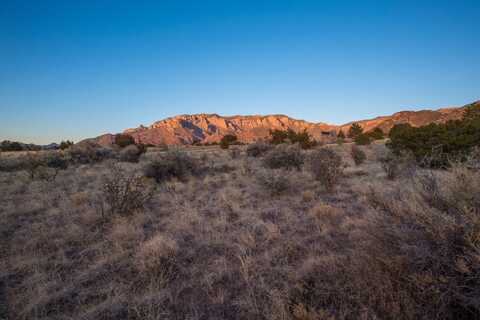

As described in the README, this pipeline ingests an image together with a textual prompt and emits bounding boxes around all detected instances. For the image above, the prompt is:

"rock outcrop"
[90,101,478,146]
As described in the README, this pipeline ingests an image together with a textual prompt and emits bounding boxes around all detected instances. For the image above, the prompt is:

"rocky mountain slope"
[91,101,477,146]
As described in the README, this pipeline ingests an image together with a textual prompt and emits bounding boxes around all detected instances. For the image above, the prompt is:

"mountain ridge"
[89,101,478,146]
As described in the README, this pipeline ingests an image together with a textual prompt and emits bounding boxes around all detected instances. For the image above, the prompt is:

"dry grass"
[1,142,479,319]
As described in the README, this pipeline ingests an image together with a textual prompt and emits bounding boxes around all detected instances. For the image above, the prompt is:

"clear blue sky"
[1,0,479,144]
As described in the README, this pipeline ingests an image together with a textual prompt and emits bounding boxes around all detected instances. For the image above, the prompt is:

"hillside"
[91,101,477,146]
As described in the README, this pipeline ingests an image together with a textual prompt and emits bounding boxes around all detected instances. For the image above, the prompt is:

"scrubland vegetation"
[1,106,479,320]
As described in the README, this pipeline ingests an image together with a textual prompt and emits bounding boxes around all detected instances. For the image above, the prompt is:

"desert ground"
[1,141,479,320]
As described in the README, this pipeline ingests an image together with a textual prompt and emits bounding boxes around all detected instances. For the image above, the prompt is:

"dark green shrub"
[0,140,24,152]
[144,150,200,183]
[337,130,345,144]
[269,129,289,144]
[367,127,384,140]
[59,140,74,150]
[351,145,366,165]
[348,123,363,138]
[309,148,343,192]
[354,133,372,145]
[220,134,238,149]
[263,144,304,171]
[387,105,480,167]
[114,134,136,148]
[268,129,316,149]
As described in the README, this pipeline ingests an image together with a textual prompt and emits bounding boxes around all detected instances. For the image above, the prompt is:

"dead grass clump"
[351,145,366,165]
[263,144,304,170]
[309,148,343,192]
[246,141,272,157]
[119,144,142,163]
[143,149,200,183]
[363,163,480,319]
[101,166,155,218]
[135,234,179,284]
[229,147,241,159]
[255,168,292,195]
[380,150,416,180]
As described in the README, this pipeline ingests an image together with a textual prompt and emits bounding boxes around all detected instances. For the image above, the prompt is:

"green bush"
[268,129,316,149]
[263,144,304,171]
[387,103,480,167]
[348,123,363,138]
[114,134,136,148]
[337,130,345,145]
[220,134,238,149]
[59,140,74,150]
[354,133,372,145]
[367,127,384,140]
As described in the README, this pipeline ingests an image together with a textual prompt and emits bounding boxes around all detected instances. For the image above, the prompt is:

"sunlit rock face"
[90,101,476,146]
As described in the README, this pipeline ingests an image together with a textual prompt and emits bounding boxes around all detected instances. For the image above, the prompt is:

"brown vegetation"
[1,141,479,320]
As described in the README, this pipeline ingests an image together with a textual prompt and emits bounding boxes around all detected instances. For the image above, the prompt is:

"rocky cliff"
[90,101,477,146]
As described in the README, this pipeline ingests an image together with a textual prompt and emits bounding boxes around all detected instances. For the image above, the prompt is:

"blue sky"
[1,0,479,144]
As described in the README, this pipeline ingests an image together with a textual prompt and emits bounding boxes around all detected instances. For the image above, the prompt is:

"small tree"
[220,134,238,149]
[269,129,289,145]
[59,140,74,150]
[355,133,372,145]
[367,127,384,140]
[114,134,136,148]
[337,130,345,145]
[348,123,363,138]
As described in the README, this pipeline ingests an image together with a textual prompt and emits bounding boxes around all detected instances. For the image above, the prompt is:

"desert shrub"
[229,147,241,159]
[309,148,343,192]
[351,145,366,165]
[59,140,74,150]
[255,168,291,195]
[119,144,142,163]
[268,129,316,149]
[367,127,384,140]
[263,144,304,171]
[354,133,371,145]
[136,234,179,283]
[114,133,136,148]
[336,130,345,144]
[143,150,200,183]
[363,165,480,319]
[379,150,415,180]
[220,134,238,149]
[0,140,24,151]
[246,141,272,157]
[465,146,480,171]
[388,104,480,167]
[101,167,154,218]
[348,122,363,138]
[67,141,114,164]
[269,129,289,144]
